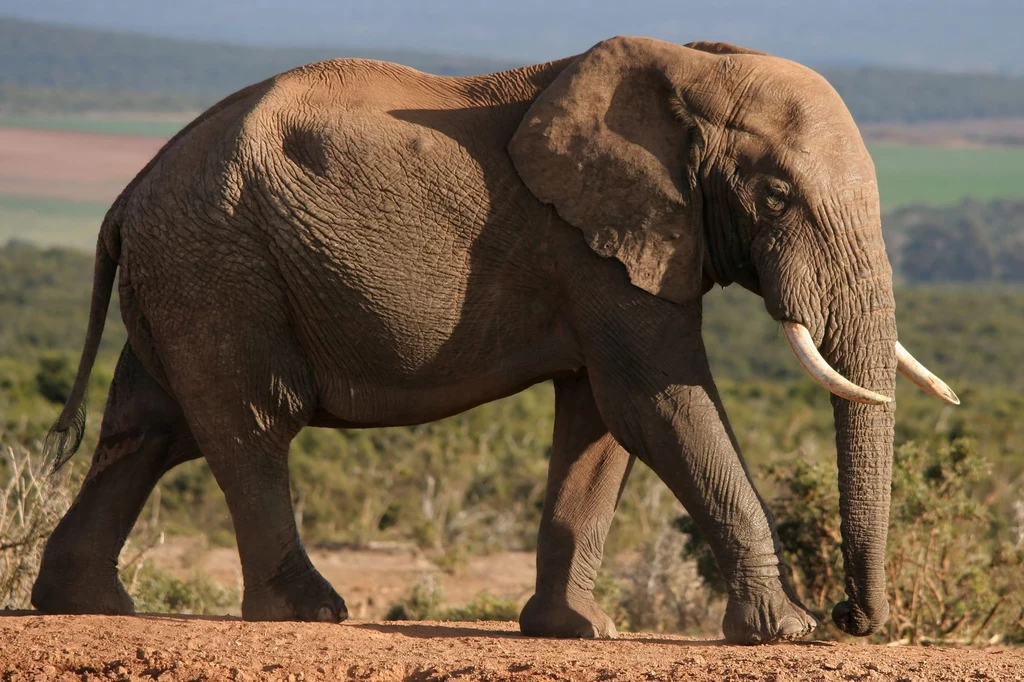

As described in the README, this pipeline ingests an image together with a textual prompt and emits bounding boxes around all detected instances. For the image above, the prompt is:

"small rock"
[822,660,844,671]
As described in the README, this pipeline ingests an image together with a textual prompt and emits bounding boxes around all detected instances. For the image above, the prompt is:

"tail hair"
[44,402,87,474]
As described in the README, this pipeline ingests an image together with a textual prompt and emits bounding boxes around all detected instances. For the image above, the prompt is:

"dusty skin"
[1,615,1021,682]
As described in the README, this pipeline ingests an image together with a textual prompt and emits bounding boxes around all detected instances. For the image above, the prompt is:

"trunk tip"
[832,600,888,637]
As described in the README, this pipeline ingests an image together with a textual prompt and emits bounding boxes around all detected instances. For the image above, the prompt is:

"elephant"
[31,36,959,644]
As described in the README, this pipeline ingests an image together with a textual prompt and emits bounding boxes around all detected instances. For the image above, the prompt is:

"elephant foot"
[722,578,817,644]
[32,555,135,615]
[241,549,348,622]
[519,592,617,639]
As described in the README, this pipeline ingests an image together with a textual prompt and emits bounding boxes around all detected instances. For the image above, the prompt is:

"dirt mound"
[1,614,1020,681]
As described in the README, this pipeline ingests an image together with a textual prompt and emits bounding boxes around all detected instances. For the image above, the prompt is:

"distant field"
[0,114,190,137]
[0,195,106,249]
[1,116,1023,251]
[869,143,1024,208]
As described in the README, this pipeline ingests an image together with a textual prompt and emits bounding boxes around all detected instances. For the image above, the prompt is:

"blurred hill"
[0,17,513,96]
[3,17,1024,123]
[1,0,1021,74]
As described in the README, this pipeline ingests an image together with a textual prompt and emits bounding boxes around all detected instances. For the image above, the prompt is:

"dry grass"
[0,439,73,608]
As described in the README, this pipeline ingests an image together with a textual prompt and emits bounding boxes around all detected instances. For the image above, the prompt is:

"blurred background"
[0,0,1022,644]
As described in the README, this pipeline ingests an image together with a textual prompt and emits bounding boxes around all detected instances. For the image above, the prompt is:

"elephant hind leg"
[520,373,634,639]
[164,325,346,623]
[32,343,200,615]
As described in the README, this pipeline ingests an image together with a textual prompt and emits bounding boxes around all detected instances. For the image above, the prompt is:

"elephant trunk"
[824,284,898,636]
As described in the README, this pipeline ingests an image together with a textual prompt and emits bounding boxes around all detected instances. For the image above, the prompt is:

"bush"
[123,562,239,616]
[883,439,1024,645]
[385,574,519,623]
[0,439,72,609]
[34,355,75,404]
[608,526,723,636]
[677,438,1024,644]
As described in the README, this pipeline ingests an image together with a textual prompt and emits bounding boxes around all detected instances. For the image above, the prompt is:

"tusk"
[895,342,960,405]
[782,322,892,405]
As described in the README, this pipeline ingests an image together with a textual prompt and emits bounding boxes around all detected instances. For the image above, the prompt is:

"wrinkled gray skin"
[33,37,898,644]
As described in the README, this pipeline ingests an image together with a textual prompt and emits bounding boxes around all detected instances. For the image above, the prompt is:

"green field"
[869,143,1024,208]
[0,195,107,250]
[0,115,190,138]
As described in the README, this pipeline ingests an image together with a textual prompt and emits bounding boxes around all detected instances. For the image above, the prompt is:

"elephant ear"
[509,36,708,305]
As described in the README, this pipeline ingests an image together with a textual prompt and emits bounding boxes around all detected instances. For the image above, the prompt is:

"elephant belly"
[303,290,582,427]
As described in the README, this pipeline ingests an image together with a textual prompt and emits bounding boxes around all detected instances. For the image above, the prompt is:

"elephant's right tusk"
[782,322,892,405]
[895,342,960,405]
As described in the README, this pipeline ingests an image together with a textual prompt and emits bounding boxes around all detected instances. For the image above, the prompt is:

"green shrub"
[385,574,519,623]
[442,591,520,622]
[34,355,75,404]
[611,526,723,636]
[123,562,239,616]
[677,438,1024,644]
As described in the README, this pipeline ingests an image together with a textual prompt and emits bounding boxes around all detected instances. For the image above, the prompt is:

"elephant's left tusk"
[895,342,960,405]
[782,322,892,405]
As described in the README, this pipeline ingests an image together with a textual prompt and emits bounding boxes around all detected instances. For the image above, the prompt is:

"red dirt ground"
[1,615,1021,681]
[145,537,538,621]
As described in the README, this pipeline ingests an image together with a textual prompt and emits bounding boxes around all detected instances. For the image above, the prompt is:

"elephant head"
[510,36,958,636]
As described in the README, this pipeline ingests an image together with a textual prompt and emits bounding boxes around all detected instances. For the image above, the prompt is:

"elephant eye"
[763,180,791,215]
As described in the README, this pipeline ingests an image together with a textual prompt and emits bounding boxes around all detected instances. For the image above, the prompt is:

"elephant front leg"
[584,305,817,644]
[520,373,634,639]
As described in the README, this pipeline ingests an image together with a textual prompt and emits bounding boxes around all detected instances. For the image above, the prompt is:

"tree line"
[887,199,1024,283]
[4,17,1024,123]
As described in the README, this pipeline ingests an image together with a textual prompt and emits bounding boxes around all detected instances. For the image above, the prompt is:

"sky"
[0,0,1021,73]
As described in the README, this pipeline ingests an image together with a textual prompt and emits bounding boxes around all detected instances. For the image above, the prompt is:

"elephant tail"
[45,208,122,473]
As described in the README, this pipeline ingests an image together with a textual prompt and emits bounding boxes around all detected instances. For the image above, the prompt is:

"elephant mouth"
[781,321,959,406]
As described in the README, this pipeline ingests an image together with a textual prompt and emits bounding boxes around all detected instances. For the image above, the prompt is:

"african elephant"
[31,36,958,644]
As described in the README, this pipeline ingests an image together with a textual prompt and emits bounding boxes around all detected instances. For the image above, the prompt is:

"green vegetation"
[0,17,513,103]
[124,563,239,616]
[0,115,189,137]
[385,576,520,623]
[887,200,1024,283]
[0,197,108,251]
[4,17,1024,124]
[678,439,1024,644]
[871,145,1024,209]
[821,67,1024,123]
[0,84,203,116]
